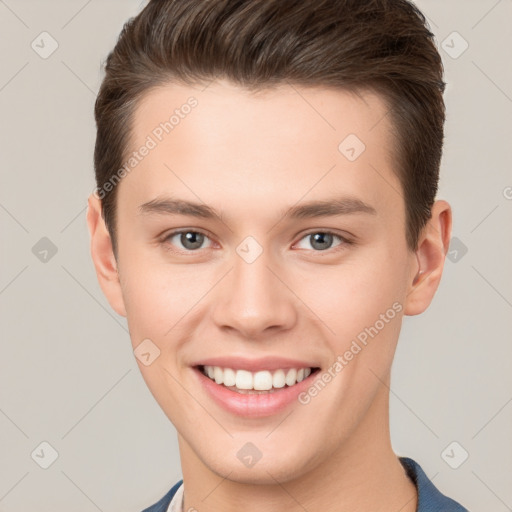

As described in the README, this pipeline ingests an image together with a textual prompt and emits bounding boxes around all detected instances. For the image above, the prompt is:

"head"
[88,0,451,485]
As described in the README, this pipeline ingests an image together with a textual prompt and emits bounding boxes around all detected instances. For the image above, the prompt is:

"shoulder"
[141,480,183,512]
[399,457,470,511]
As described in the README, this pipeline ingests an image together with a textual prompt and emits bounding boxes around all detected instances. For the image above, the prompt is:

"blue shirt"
[141,456,469,512]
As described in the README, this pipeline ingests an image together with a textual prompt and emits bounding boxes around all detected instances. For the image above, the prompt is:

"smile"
[193,361,321,417]
[200,365,316,393]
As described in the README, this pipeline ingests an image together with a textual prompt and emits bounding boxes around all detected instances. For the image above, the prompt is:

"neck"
[178,381,417,512]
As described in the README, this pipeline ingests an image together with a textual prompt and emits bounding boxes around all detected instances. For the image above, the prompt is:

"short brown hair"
[94,0,445,256]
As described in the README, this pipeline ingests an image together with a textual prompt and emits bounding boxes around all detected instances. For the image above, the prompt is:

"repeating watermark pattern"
[441,441,469,469]
[94,96,198,200]
[133,338,161,366]
[338,133,366,162]
[298,301,403,405]
[31,31,59,59]
[236,235,264,264]
[31,441,59,469]
[446,236,468,263]
[0,2,508,510]
[441,31,469,59]
[236,442,263,468]
[31,236,58,263]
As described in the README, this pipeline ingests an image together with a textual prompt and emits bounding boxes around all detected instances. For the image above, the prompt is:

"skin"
[87,79,451,512]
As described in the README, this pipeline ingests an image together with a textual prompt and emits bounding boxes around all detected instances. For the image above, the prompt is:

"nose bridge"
[211,240,297,337]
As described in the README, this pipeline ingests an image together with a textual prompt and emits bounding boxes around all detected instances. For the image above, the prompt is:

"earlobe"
[86,193,127,317]
[404,200,452,316]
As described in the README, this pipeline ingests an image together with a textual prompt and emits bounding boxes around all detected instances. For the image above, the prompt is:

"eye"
[161,229,352,254]
[294,231,351,252]
[163,230,214,251]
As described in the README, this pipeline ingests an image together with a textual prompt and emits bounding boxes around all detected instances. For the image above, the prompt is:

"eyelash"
[161,229,355,255]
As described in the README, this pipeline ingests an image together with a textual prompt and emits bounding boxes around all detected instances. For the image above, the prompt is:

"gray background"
[0,0,511,510]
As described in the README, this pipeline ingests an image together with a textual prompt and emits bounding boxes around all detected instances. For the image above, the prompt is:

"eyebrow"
[138,196,377,221]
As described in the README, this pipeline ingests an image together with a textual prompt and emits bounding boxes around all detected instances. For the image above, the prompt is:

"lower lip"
[194,367,318,418]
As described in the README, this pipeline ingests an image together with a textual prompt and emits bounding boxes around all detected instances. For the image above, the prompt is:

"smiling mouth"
[198,365,320,394]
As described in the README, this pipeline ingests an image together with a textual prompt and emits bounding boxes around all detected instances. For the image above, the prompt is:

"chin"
[200,446,319,485]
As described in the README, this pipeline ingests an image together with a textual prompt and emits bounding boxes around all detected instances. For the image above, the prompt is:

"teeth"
[272,369,286,389]
[223,368,236,387]
[285,368,297,386]
[253,371,272,391]
[235,370,253,390]
[202,365,314,390]
[214,366,224,385]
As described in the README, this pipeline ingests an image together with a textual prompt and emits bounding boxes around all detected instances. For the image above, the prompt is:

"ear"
[86,193,127,317]
[404,199,452,316]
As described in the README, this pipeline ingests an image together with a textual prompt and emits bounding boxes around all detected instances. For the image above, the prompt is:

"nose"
[210,247,298,340]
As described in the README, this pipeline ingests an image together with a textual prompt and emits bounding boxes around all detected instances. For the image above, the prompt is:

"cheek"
[120,250,217,347]
[312,250,406,343]
[303,254,406,422]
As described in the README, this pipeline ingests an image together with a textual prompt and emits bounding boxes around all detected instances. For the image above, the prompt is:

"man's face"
[109,80,418,482]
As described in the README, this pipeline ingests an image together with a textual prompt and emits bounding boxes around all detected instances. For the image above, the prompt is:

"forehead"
[131,79,393,152]
[120,79,401,223]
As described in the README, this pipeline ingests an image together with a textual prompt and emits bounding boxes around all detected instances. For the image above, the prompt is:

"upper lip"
[192,356,319,372]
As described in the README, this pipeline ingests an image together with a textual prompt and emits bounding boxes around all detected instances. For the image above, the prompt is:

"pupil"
[311,233,332,251]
